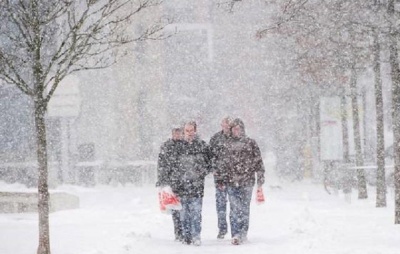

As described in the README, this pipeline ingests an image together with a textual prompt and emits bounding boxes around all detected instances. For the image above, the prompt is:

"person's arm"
[156,143,168,187]
[209,134,227,185]
[206,142,214,175]
[171,142,184,196]
[198,141,212,179]
[252,140,265,187]
[209,134,218,173]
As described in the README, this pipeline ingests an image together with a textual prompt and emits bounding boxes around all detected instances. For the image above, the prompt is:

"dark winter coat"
[225,136,265,187]
[209,131,231,185]
[177,138,212,198]
[156,139,183,194]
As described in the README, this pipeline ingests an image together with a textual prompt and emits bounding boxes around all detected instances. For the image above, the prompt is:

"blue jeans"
[227,186,253,238]
[215,186,228,234]
[180,196,203,240]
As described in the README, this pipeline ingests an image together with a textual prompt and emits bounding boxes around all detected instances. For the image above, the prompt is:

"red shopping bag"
[256,187,265,204]
[158,190,170,214]
[158,186,182,213]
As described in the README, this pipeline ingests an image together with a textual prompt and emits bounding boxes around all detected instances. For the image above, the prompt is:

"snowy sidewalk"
[0,179,399,254]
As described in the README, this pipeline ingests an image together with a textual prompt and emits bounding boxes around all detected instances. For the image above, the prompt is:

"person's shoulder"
[212,131,222,137]
[246,137,260,147]
[210,131,221,142]
[198,139,211,155]
[162,139,181,150]
[196,138,207,145]
[162,139,173,146]
[246,136,255,142]
[195,138,208,148]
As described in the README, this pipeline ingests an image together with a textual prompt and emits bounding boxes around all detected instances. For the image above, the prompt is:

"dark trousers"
[172,210,182,238]
[215,186,228,234]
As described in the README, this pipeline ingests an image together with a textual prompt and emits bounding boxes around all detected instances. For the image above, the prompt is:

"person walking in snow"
[209,116,232,239]
[225,118,265,245]
[156,127,184,241]
[178,121,211,246]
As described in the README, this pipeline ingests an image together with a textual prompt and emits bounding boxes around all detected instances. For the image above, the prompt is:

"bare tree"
[373,27,386,207]
[256,0,371,195]
[230,0,397,218]
[0,1,167,253]
[348,57,368,199]
[258,0,400,203]
[387,0,400,224]
[217,0,243,12]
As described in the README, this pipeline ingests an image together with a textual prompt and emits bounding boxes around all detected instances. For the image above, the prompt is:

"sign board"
[47,75,81,117]
[320,97,343,161]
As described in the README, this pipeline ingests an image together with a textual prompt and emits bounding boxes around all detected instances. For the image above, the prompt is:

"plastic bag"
[256,187,265,204]
[158,186,182,213]
[158,191,170,214]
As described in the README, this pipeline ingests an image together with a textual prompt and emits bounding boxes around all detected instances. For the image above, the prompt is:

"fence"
[0,160,157,187]
[75,160,157,186]
[321,162,395,195]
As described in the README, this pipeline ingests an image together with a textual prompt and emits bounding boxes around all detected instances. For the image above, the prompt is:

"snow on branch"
[0,0,169,104]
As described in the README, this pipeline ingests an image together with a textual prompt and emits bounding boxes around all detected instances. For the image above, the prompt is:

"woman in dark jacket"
[156,127,184,241]
[225,118,265,245]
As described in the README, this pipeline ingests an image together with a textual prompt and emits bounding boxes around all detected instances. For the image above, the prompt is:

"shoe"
[239,232,248,243]
[175,235,184,242]
[217,232,227,239]
[192,238,201,246]
[182,237,192,245]
[231,236,240,245]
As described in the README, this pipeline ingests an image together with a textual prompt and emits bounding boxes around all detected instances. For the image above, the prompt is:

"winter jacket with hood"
[225,119,265,188]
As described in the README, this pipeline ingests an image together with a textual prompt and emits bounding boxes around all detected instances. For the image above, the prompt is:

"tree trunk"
[340,88,351,194]
[389,32,400,224]
[373,30,386,207]
[362,89,368,160]
[349,66,368,199]
[315,98,321,162]
[34,98,51,254]
[388,0,400,224]
[340,89,350,164]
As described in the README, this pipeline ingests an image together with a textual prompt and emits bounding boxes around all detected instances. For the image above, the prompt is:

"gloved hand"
[256,186,265,204]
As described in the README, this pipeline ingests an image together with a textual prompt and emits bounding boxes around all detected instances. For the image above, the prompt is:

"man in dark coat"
[225,118,265,245]
[178,121,211,246]
[209,117,232,239]
[156,127,184,241]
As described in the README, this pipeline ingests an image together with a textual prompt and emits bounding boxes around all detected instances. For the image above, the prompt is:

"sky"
[0,159,399,254]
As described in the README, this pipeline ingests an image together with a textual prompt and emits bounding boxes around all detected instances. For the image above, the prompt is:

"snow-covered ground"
[0,176,399,254]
